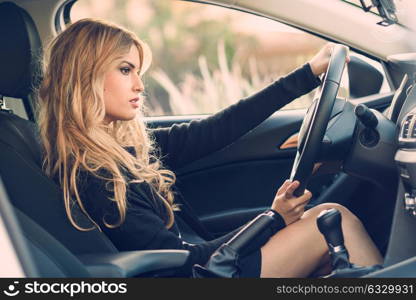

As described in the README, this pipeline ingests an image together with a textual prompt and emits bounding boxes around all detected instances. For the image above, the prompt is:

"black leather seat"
[0,2,119,256]
[1,177,188,277]
[0,2,189,277]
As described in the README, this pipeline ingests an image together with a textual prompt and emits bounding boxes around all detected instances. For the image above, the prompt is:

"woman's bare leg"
[260,203,383,278]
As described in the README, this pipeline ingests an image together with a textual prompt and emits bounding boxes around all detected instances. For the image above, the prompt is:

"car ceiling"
[210,0,416,60]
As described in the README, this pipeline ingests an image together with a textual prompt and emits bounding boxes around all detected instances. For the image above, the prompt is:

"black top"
[80,64,320,276]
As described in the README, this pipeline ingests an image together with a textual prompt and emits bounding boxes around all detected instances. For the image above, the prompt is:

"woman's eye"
[120,67,131,75]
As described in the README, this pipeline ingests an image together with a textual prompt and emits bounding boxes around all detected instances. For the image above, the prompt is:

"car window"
[69,0,385,117]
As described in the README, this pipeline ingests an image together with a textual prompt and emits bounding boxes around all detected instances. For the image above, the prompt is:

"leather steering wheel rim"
[289,45,349,197]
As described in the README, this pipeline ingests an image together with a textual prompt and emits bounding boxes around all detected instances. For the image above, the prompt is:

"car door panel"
[349,92,395,112]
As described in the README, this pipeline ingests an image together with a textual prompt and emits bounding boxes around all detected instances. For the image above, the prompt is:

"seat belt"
[173,187,214,241]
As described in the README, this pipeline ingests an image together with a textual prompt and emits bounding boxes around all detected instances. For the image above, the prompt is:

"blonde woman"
[37,19,382,278]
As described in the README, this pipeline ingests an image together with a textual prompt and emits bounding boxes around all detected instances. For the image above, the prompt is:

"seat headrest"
[0,2,42,98]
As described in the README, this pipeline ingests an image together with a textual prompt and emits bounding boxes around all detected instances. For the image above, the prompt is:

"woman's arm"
[152,63,320,170]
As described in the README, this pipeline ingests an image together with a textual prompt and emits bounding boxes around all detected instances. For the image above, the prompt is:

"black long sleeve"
[152,63,320,170]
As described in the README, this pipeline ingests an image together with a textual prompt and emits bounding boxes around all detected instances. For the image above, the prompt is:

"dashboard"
[395,82,416,216]
[364,54,416,272]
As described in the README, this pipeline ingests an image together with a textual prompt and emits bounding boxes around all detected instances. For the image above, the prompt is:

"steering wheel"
[290,44,349,197]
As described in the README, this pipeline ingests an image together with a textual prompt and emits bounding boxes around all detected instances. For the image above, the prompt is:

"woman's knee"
[304,203,363,229]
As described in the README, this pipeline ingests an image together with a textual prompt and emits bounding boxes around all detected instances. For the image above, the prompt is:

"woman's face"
[103,46,144,123]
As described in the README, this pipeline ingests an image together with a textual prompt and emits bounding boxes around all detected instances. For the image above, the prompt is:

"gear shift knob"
[317,208,344,248]
[317,208,351,269]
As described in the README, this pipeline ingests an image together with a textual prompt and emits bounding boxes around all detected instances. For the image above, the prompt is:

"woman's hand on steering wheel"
[309,43,350,77]
[271,180,312,225]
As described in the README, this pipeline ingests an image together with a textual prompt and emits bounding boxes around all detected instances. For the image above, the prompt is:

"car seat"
[0,175,188,277]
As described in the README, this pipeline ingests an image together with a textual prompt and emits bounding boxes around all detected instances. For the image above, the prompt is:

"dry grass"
[148,40,317,116]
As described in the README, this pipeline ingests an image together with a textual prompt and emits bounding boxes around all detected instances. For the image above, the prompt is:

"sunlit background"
[71,0,349,116]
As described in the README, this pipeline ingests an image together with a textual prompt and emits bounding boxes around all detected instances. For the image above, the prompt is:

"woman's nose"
[133,76,144,92]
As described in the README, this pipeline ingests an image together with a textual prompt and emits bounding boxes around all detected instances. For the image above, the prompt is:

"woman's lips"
[129,97,140,108]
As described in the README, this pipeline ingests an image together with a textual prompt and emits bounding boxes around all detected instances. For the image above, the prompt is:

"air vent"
[399,113,416,148]
[412,119,416,138]
[401,114,414,139]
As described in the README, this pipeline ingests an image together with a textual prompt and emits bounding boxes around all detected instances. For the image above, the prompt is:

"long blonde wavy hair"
[37,18,176,231]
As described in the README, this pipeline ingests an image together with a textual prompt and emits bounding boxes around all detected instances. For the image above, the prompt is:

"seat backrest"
[0,1,118,255]
[15,207,92,277]
[0,173,91,277]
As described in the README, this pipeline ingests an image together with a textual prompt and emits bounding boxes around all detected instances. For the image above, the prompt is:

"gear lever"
[317,208,351,270]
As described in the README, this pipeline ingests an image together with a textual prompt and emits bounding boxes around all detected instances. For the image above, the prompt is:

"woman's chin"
[104,112,139,123]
